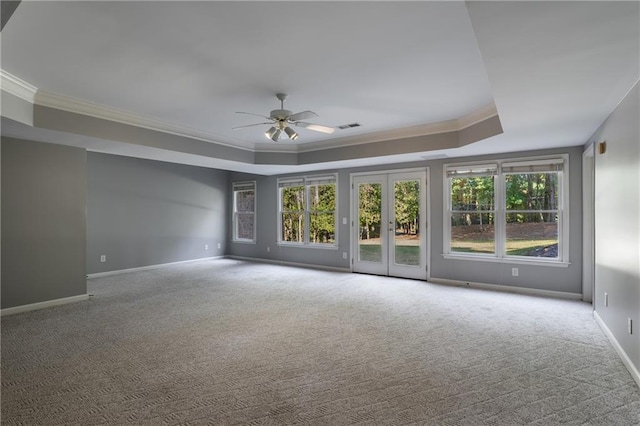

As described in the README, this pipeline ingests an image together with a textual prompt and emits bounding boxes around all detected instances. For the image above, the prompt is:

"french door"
[351,170,427,280]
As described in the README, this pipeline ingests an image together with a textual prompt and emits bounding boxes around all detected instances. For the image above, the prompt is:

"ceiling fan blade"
[294,122,335,134]
[232,122,273,130]
[235,111,274,120]
[287,110,318,122]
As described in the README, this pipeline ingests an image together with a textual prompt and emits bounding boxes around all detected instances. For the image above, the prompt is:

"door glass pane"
[358,183,382,262]
[394,180,420,266]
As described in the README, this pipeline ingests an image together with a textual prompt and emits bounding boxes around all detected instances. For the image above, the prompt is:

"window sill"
[232,239,256,245]
[442,253,570,268]
[277,242,338,250]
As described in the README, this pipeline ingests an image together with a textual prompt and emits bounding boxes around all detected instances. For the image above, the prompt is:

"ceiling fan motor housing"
[270,109,292,121]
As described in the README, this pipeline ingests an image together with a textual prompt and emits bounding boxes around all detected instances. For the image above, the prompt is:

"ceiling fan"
[233,93,335,142]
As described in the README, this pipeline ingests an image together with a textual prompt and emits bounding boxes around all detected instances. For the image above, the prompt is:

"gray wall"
[588,82,639,374]
[229,146,583,295]
[1,137,87,309]
[87,152,228,273]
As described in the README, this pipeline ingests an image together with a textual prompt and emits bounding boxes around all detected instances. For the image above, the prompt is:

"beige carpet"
[2,259,639,425]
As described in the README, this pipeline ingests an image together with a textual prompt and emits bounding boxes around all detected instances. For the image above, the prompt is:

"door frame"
[349,167,431,280]
[582,144,595,303]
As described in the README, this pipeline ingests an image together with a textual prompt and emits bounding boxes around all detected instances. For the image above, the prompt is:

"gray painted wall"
[229,146,583,295]
[1,137,87,309]
[87,152,228,273]
[588,82,639,374]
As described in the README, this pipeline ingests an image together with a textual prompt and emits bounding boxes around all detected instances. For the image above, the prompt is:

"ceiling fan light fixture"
[271,129,282,142]
[264,126,277,140]
[284,127,298,140]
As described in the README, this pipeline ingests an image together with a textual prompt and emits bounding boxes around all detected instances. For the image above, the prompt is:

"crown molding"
[34,90,255,152]
[457,103,498,129]
[0,69,37,102]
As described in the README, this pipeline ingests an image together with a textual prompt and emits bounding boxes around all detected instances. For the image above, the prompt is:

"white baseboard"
[87,256,223,278]
[594,311,640,389]
[1,294,89,316]
[428,277,583,300]
[226,255,351,273]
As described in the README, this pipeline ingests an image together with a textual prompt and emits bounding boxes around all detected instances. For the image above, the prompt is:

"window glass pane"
[394,180,420,266]
[450,213,495,254]
[451,176,494,211]
[236,189,255,212]
[281,212,304,243]
[309,183,335,211]
[233,183,255,241]
[281,185,305,212]
[506,213,558,257]
[309,212,335,244]
[358,183,382,263]
[236,213,254,240]
[505,173,559,211]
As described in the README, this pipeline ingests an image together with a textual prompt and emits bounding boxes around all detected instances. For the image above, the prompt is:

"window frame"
[232,181,257,244]
[443,155,569,266]
[277,174,338,249]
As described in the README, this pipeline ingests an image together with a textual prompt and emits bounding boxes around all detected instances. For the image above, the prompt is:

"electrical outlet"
[628,318,633,335]
[217,243,221,249]
[205,244,208,250]
[267,246,270,252]
[342,217,347,225]
[511,267,519,277]
[342,252,347,259]
[100,255,106,263]
[604,292,608,307]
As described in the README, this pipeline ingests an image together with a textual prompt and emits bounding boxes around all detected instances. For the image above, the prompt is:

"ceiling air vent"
[337,122,361,130]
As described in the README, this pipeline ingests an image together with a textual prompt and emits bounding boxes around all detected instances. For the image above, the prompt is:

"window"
[448,164,497,255]
[278,175,337,246]
[232,181,256,242]
[503,160,562,258]
[444,156,568,264]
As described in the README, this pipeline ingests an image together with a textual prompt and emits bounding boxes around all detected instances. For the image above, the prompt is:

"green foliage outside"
[450,172,559,257]
[358,180,420,240]
[281,184,335,244]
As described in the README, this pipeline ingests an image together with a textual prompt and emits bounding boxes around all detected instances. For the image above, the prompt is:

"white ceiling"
[1,1,638,174]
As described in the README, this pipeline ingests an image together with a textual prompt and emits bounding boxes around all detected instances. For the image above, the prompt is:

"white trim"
[226,255,351,273]
[87,256,222,278]
[456,103,499,129]
[429,277,582,300]
[594,311,640,389]
[34,90,255,151]
[277,173,339,247]
[582,144,595,303]
[1,294,89,316]
[442,153,570,265]
[349,169,429,280]
[0,69,37,102]
[442,253,570,267]
[232,180,257,243]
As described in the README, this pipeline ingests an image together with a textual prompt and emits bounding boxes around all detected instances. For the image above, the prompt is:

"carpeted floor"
[2,259,639,425]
